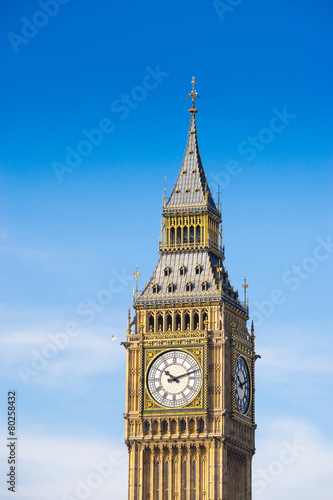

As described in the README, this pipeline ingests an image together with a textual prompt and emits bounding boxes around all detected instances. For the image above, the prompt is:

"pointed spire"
[165,77,218,214]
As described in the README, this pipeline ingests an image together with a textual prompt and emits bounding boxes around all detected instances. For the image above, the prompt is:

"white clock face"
[235,356,251,414]
[147,350,202,408]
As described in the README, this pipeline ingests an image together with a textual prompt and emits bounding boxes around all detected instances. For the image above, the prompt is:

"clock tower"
[122,78,256,499]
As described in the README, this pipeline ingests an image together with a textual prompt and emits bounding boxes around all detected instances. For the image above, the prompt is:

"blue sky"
[1,0,333,498]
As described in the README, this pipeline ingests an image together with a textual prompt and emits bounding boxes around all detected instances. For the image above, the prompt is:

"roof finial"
[242,277,249,307]
[134,265,140,298]
[187,76,200,114]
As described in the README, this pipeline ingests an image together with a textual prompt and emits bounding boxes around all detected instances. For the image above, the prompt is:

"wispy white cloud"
[1,325,125,387]
[256,320,333,380]
[0,430,127,500]
[253,418,333,499]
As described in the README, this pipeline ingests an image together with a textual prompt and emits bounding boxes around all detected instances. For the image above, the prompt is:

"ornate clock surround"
[143,343,207,414]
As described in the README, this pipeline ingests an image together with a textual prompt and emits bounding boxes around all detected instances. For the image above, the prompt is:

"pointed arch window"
[190,225,194,244]
[196,225,201,243]
[175,312,181,330]
[194,311,199,329]
[195,263,201,275]
[170,227,175,245]
[183,226,188,245]
[185,312,190,330]
[149,315,154,331]
[201,280,207,292]
[177,227,182,245]
[179,264,185,277]
[185,281,191,293]
[152,283,158,294]
[164,265,169,278]
[167,282,174,293]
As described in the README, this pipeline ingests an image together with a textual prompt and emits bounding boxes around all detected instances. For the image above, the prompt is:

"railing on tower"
[159,239,225,258]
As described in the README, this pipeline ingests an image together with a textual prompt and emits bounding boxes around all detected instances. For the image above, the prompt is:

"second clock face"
[147,350,202,408]
[235,356,251,415]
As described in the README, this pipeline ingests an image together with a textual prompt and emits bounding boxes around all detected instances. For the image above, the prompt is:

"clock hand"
[239,378,249,388]
[164,370,180,383]
[172,368,200,381]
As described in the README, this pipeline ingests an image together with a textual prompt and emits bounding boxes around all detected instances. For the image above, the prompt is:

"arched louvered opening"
[166,314,172,330]
[194,312,199,329]
[190,225,194,244]
[183,226,188,245]
[185,312,190,330]
[203,311,208,329]
[158,315,163,331]
[149,315,155,331]
[177,227,181,245]
[196,225,201,243]
[170,227,175,246]
[176,313,181,330]
[185,281,191,292]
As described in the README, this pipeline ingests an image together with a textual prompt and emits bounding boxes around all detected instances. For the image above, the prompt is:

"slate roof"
[164,115,218,214]
[134,106,246,314]
[134,250,242,308]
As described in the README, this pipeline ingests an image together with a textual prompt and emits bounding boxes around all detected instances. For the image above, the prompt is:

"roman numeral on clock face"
[147,350,202,408]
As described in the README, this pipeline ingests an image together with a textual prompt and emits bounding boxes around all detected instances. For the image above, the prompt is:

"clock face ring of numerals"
[147,350,202,408]
[235,356,251,415]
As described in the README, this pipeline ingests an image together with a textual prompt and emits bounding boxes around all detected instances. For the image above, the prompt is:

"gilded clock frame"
[231,347,255,424]
[143,344,207,415]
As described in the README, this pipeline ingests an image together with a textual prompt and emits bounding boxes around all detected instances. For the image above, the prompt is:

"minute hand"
[173,369,200,381]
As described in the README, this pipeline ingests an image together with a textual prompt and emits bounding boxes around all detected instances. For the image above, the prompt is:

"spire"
[165,77,218,214]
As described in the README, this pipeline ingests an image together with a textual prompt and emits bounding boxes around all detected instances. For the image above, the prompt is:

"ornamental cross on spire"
[187,76,200,114]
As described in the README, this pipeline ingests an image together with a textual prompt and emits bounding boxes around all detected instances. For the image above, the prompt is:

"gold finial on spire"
[134,265,140,298]
[242,277,249,307]
[187,76,200,114]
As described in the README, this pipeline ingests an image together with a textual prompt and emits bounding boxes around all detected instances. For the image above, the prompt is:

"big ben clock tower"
[122,78,256,499]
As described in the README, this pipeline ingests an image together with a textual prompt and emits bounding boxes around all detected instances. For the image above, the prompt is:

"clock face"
[235,356,251,415]
[147,350,202,408]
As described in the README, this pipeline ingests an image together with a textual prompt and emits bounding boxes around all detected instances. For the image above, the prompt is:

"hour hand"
[164,370,179,383]
[239,378,248,388]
